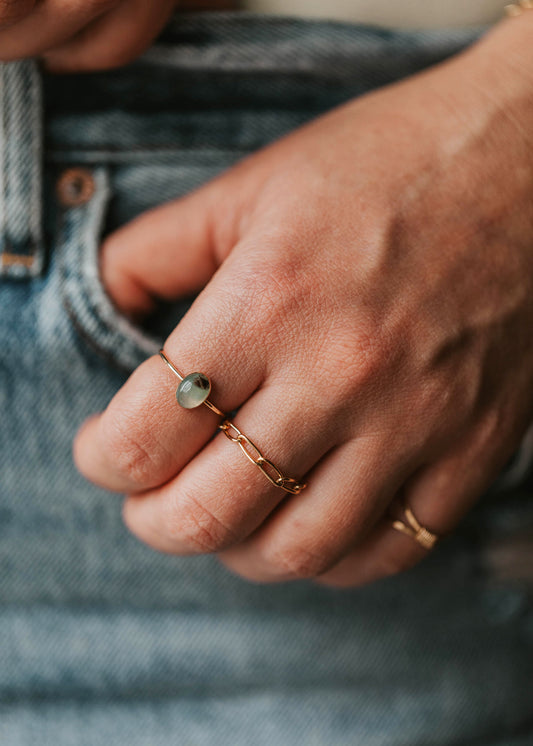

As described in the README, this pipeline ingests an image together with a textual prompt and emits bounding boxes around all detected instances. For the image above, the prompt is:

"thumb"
[100,174,244,317]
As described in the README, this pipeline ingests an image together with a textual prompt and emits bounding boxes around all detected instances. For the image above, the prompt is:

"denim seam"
[0,60,44,280]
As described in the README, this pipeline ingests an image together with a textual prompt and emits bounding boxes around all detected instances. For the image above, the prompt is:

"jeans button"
[56,167,95,207]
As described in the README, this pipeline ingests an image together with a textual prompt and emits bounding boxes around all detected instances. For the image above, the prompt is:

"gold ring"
[391,501,439,550]
[159,349,307,495]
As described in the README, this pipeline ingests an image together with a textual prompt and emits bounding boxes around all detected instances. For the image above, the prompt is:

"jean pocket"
[57,165,160,373]
[56,150,249,373]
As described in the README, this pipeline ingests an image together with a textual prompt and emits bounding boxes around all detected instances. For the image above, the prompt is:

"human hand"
[74,16,533,587]
[0,0,177,71]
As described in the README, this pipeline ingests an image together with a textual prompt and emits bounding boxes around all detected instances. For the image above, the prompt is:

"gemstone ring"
[158,349,307,495]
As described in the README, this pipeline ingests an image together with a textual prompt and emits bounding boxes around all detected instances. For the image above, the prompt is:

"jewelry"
[391,502,439,550]
[159,349,307,495]
[505,1,533,17]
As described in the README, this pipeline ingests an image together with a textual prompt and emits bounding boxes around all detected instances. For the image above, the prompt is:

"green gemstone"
[176,372,211,409]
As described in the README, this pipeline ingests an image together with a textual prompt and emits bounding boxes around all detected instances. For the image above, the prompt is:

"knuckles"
[162,491,241,555]
[266,545,337,580]
[231,249,397,401]
[102,416,166,490]
[309,322,398,422]
[327,325,393,392]
[232,542,339,582]
[227,253,301,332]
[108,434,158,488]
[228,246,329,341]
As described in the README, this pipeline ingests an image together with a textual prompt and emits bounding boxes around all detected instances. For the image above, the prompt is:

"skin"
[0,0,177,71]
[34,10,533,586]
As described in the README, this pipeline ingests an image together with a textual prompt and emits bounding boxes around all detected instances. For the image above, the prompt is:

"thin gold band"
[159,350,307,495]
[391,502,439,550]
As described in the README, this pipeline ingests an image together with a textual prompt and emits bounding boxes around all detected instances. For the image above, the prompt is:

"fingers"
[98,184,227,318]
[43,0,176,73]
[97,160,250,317]
[0,0,118,61]
[74,143,278,495]
[214,435,416,582]
[314,413,520,588]
[120,378,339,555]
[0,0,175,70]
[314,521,428,588]
[73,251,267,493]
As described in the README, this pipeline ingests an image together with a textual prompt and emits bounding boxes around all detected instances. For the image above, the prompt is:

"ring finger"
[313,416,521,588]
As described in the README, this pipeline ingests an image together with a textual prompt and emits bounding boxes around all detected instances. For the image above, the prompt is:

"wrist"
[463,8,533,103]
[428,9,533,148]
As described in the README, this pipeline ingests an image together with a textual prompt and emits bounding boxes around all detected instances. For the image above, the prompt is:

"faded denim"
[0,13,532,745]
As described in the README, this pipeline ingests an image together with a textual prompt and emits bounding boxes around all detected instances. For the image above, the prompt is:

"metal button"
[56,167,95,207]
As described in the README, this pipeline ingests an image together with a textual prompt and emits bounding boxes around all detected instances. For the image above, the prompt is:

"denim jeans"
[1,13,532,746]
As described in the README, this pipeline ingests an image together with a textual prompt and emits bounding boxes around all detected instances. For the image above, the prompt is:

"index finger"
[73,256,266,493]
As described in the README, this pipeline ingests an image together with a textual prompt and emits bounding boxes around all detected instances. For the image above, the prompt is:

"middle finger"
[73,259,269,493]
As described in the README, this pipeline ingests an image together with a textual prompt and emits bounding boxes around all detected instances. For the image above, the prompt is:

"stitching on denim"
[63,294,137,375]
[58,167,159,372]
[0,61,43,280]
[1,251,35,268]
[28,62,42,275]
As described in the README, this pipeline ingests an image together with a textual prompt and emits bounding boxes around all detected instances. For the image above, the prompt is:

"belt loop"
[0,60,44,279]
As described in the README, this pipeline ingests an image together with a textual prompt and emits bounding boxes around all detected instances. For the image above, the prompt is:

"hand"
[0,0,176,71]
[74,16,533,587]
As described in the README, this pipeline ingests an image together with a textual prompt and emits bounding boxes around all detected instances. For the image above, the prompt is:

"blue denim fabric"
[1,13,532,745]
[0,63,44,278]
